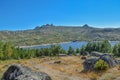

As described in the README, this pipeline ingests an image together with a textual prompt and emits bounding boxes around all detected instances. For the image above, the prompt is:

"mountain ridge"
[0,24,120,46]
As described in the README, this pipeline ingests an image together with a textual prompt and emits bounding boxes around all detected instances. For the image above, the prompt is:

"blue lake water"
[25,41,120,50]
[26,41,119,50]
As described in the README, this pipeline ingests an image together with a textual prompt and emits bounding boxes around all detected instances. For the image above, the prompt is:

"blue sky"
[0,0,120,30]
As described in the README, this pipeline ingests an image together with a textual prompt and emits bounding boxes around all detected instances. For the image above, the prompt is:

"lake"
[24,41,120,50]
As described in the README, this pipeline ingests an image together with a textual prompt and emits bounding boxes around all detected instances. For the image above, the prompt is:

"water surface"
[25,41,120,50]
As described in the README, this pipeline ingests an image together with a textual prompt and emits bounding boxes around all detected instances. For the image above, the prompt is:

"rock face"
[118,60,120,64]
[82,51,89,56]
[83,58,98,71]
[83,54,120,71]
[99,54,119,67]
[90,51,103,57]
[2,64,52,80]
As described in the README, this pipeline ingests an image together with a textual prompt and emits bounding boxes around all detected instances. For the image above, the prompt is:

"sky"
[0,0,120,30]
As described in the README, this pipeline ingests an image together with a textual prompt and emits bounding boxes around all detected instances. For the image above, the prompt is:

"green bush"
[94,60,109,71]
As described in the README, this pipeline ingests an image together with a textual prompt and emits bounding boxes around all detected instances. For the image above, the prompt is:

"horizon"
[0,24,120,31]
[0,0,120,30]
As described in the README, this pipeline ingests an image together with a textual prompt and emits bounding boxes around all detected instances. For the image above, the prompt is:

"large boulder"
[90,51,103,57]
[99,54,119,67]
[83,57,98,71]
[2,64,51,80]
[83,54,120,71]
[118,60,120,64]
[82,51,89,56]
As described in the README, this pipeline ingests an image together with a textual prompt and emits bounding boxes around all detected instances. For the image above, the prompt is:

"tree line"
[0,40,120,60]
[0,41,80,60]
[80,40,120,57]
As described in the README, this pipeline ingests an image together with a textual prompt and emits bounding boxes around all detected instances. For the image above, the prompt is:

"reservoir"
[24,41,119,50]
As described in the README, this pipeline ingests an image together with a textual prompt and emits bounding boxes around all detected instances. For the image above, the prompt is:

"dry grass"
[0,56,119,80]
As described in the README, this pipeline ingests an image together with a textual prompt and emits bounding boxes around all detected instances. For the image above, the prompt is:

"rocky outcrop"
[83,54,120,71]
[118,60,120,64]
[82,51,89,56]
[83,58,98,71]
[90,51,103,57]
[99,54,118,67]
[2,64,51,80]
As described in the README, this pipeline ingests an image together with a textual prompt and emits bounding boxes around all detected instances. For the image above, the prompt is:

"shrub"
[94,60,109,71]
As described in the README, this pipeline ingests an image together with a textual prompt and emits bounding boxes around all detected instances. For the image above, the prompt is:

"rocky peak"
[82,24,92,29]
[34,24,54,30]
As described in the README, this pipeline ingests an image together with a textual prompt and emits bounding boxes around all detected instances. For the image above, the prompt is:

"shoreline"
[19,41,71,48]
[18,41,119,48]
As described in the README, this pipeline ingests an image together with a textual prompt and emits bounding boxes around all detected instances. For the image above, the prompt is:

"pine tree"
[3,43,13,59]
[68,46,75,55]
[76,48,80,53]
[101,40,112,53]
[80,45,86,55]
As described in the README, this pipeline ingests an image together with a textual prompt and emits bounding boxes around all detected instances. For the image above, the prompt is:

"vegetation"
[80,40,120,57]
[0,41,68,60]
[0,40,120,60]
[80,40,112,53]
[76,48,80,53]
[94,60,109,71]
[68,46,75,55]
[113,44,120,57]
[1,24,120,46]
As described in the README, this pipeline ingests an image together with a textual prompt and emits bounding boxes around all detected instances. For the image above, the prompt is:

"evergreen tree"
[68,46,75,55]
[80,45,86,55]
[0,42,4,59]
[3,43,13,59]
[113,44,120,57]
[85,42,93,52]
[76,48,80,53]
[100,40,112,53]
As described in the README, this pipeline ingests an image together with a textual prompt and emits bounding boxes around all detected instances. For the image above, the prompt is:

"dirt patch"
[0,56,120,80]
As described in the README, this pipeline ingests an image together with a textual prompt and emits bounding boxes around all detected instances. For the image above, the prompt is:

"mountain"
[0,24,120,46]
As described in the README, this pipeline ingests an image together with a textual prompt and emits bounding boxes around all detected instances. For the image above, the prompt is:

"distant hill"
[0,24,120,46]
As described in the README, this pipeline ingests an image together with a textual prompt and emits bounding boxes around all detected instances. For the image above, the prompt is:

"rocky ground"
[0,56,120,80]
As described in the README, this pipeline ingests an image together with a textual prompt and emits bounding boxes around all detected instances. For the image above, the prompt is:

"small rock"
[54,61,61,64]
[81,56,87,60]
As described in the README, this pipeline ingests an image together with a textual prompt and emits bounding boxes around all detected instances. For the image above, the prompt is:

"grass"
[0,59,30,78]
[0,56,119,80]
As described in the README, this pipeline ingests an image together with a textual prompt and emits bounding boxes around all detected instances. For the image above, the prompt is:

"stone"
[2,64,51,80]
[82,51,89,56]
[99,54,119,67]
[83,58,98,71]
[118,60,120,64]
[58,54,67,56]
[90,51,103,57]
[54,61,61,64]
[81,56,87,60]
[83,53,120,71]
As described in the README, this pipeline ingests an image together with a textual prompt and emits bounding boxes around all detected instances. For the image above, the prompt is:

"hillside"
[0,24,120,46]
[0,56,120,80]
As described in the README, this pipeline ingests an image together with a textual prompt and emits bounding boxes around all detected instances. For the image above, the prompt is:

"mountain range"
[0,24,120,46]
